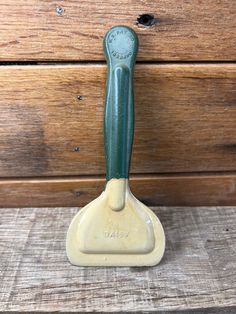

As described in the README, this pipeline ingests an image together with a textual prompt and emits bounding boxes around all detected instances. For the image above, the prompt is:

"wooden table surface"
[0,207,235,313]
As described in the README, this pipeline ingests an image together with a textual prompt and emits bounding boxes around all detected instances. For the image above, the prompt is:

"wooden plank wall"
[1,0,235,61]
[0,1,235,206]
[2,175,236,207]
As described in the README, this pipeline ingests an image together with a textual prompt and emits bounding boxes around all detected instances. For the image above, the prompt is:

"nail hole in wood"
[77,95,83,101]
[56,6,64,15]
[74,147,80,152]
[137,14,156,27]
[75,191,81,197]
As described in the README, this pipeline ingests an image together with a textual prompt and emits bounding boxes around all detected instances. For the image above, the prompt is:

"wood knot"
[137,14,156,27]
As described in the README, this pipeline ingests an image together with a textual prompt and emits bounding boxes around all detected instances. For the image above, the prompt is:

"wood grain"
[1,174,236,207]
[0,0,235,61]
[0,207,235,312]
[0,64,236,177]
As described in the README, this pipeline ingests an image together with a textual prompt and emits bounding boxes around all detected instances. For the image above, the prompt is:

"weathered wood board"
[1,174,236,208]
[0,1,235,61]
[0,207,235,312]
[0,64,235,177]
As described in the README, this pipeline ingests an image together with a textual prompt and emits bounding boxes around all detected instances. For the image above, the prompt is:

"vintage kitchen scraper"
[66,25,165,266]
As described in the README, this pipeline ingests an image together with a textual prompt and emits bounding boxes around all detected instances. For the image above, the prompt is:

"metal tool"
[66,25,165,266]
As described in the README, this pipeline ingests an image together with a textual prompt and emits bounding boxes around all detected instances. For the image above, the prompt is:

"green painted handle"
[103,26,139,181]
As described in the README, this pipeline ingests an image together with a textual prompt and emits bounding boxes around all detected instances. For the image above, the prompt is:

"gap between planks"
[1,171,236,182]
[0,61,236,66]
[0,62,235,69]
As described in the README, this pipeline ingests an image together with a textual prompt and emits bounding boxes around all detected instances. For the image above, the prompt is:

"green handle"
[103,26,139,181]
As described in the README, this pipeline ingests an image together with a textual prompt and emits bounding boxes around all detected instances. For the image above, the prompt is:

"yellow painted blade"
[66,179,165,267]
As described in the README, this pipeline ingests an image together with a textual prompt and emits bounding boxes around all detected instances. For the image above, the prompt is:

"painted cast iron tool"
[66,25,165,266]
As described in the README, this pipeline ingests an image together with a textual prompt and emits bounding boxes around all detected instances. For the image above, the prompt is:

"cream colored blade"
[66,179,165,266]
